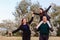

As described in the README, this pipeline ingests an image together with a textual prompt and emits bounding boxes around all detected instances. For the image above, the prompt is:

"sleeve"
[33,13,40,15]
[45,5,51,12]
[28,17,34,24]
[36,21,43,29]
[12,25,22,33]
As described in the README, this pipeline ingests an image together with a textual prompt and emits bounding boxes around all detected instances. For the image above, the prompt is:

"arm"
[12,25,22,33]
[45,5,51,12]
[31,11,40,15]
[28,13,34,24]
[33,13,40,15]
[28,16,34,24]
[36,21,43,29]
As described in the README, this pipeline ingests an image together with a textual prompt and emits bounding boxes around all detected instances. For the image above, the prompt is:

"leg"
[44,35,49,40]
[22,35,27,40]
[27,34,31,40]
[23,34,31,40]
[39,35,44,40]
[47,21,53,32]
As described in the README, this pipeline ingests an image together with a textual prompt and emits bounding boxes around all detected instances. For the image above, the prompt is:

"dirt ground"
[0,36,60,40]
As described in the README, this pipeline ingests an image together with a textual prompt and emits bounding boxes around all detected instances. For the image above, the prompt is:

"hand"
[32,13,34,17]
[50,28,54,32]
[8,31,12,36]
[31,11,34,14]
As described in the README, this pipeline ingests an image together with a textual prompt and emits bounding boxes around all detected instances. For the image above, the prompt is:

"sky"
[0,0,60,23]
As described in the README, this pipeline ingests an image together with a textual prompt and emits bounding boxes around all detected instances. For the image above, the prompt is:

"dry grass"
[0,36,60,40]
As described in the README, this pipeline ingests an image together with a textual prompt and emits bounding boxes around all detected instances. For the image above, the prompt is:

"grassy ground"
[0,36,60,40]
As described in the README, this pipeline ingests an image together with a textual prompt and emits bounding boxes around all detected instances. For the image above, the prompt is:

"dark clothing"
[38,23,50,40]
[33,5,51,22]
[12,17,34,40]
[40,35,49,40]
[23,33,31,40]
[38,23,50,35]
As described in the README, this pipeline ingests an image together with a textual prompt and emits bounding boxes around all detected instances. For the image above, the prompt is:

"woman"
[12,14,34,40]
[33,5,52,22]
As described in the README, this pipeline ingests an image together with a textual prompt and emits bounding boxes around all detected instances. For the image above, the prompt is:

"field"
[0,36,60,40]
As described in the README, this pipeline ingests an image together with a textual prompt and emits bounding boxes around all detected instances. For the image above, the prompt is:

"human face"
[22,19,27,24]
[43,16,47,22]
[39,9,43,13]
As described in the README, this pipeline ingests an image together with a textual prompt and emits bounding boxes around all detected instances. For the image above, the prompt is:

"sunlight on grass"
[0,36,60,40]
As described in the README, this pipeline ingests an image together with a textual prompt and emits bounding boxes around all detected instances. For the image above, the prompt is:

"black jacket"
[34,5,51,22]
[12,17,34,35]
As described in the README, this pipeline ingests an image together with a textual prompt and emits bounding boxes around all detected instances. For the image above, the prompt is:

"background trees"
[0,0,60,36]
[51,4,60,36]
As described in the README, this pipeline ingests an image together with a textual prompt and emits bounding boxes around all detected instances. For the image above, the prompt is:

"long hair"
[21,18,27,25]
[21,18,24,25]
[40,8,44,11]
[39,8,45,15]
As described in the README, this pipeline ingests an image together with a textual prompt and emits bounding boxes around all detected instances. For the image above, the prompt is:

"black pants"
[22,34,31,40]
[39,35,49,40]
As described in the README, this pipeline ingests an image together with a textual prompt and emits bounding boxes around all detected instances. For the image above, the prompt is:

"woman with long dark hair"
[33,5,52,22]
[32,5,53,32]
[12,13,34,40]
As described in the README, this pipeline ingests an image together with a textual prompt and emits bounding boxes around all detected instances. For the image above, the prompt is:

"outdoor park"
[0,0,60,40]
